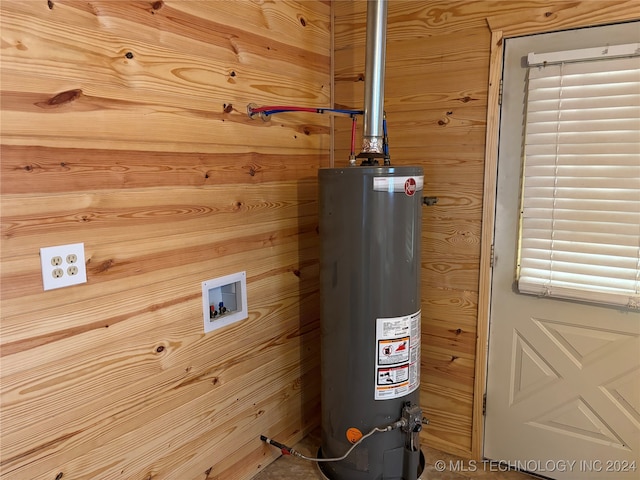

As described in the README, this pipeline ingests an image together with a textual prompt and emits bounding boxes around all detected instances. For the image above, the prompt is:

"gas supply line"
[260,421,400,463]
[260,402,429,463]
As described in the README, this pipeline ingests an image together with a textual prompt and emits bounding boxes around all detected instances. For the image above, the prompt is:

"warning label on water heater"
[374,311,421,400]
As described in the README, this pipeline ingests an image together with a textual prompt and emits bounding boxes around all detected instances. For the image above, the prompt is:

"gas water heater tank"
[318,166,424,480]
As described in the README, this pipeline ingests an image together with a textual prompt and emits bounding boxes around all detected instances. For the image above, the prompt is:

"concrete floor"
[253,430,536,480]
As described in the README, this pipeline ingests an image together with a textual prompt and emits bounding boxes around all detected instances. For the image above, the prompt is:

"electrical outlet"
[40,243,87,291]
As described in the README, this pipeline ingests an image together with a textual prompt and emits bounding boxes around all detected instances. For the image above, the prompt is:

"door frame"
[472,6,640,460]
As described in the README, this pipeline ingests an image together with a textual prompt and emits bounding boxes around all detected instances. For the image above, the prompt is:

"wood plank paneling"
[0,0,330,153]
[1,1,327,479]
[486,0,640,35]
[0,145,326,194]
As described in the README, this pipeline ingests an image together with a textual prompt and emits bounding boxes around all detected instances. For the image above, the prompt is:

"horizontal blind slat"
[526,131,640,144]
[527,95,640,112]
[522,186,640,201]
[526,142,639,155]
[526,118,640,134]
[524,165,640,178]
[525,154,640,167]
[527,105,639,122]
[528,83,640,101]
[521,238,639,256]
[520,245,639,266]
[521,227,639,247]
[523,197,640,212]
[520,257,639,280]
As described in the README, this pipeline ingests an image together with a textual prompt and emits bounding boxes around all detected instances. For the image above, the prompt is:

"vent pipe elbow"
[361,0,388,156]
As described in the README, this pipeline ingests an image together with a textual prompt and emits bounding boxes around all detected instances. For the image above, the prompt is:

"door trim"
[472,5,640,461]
[473,26,502,461]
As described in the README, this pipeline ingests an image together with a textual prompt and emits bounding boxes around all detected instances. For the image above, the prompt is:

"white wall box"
[201,271,248,333]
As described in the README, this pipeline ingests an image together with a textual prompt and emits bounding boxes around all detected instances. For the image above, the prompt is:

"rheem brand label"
[404,177,417,196]
[373,176,424,195]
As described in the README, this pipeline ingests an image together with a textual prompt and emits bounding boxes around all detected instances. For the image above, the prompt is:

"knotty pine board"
[1,182,320,259]
[420,382,474,456]
[486,0,640,35]
[1,145,328,194]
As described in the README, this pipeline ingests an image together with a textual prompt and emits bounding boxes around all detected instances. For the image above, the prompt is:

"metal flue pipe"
[361,0,388,158]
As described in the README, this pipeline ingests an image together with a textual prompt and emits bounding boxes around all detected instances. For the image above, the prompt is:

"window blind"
[517,48,640,309]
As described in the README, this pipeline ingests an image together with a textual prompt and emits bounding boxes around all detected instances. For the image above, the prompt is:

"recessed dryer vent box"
[202,271,248,333]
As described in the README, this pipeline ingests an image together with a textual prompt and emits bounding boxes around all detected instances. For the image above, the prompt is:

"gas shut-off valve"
[401,402,429,452]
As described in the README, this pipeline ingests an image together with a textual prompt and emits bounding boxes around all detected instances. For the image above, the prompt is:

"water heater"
[318,166,425,480]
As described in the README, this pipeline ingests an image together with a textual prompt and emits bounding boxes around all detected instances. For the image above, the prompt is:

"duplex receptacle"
[40,243,87,291]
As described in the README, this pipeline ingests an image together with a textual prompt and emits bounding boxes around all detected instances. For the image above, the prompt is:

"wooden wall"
[3,1,638,479]
[0,1,330,479]
[334,0,638,459]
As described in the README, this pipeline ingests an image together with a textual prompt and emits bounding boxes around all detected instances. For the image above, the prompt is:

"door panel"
[484,23,640,479]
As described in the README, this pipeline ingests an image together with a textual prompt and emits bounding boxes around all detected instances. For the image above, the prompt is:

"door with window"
[484,23,640,479]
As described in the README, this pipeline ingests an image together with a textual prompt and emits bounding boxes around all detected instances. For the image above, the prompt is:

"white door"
[484,23,640,479]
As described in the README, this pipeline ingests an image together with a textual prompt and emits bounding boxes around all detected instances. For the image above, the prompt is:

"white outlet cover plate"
[40,243,87,291]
